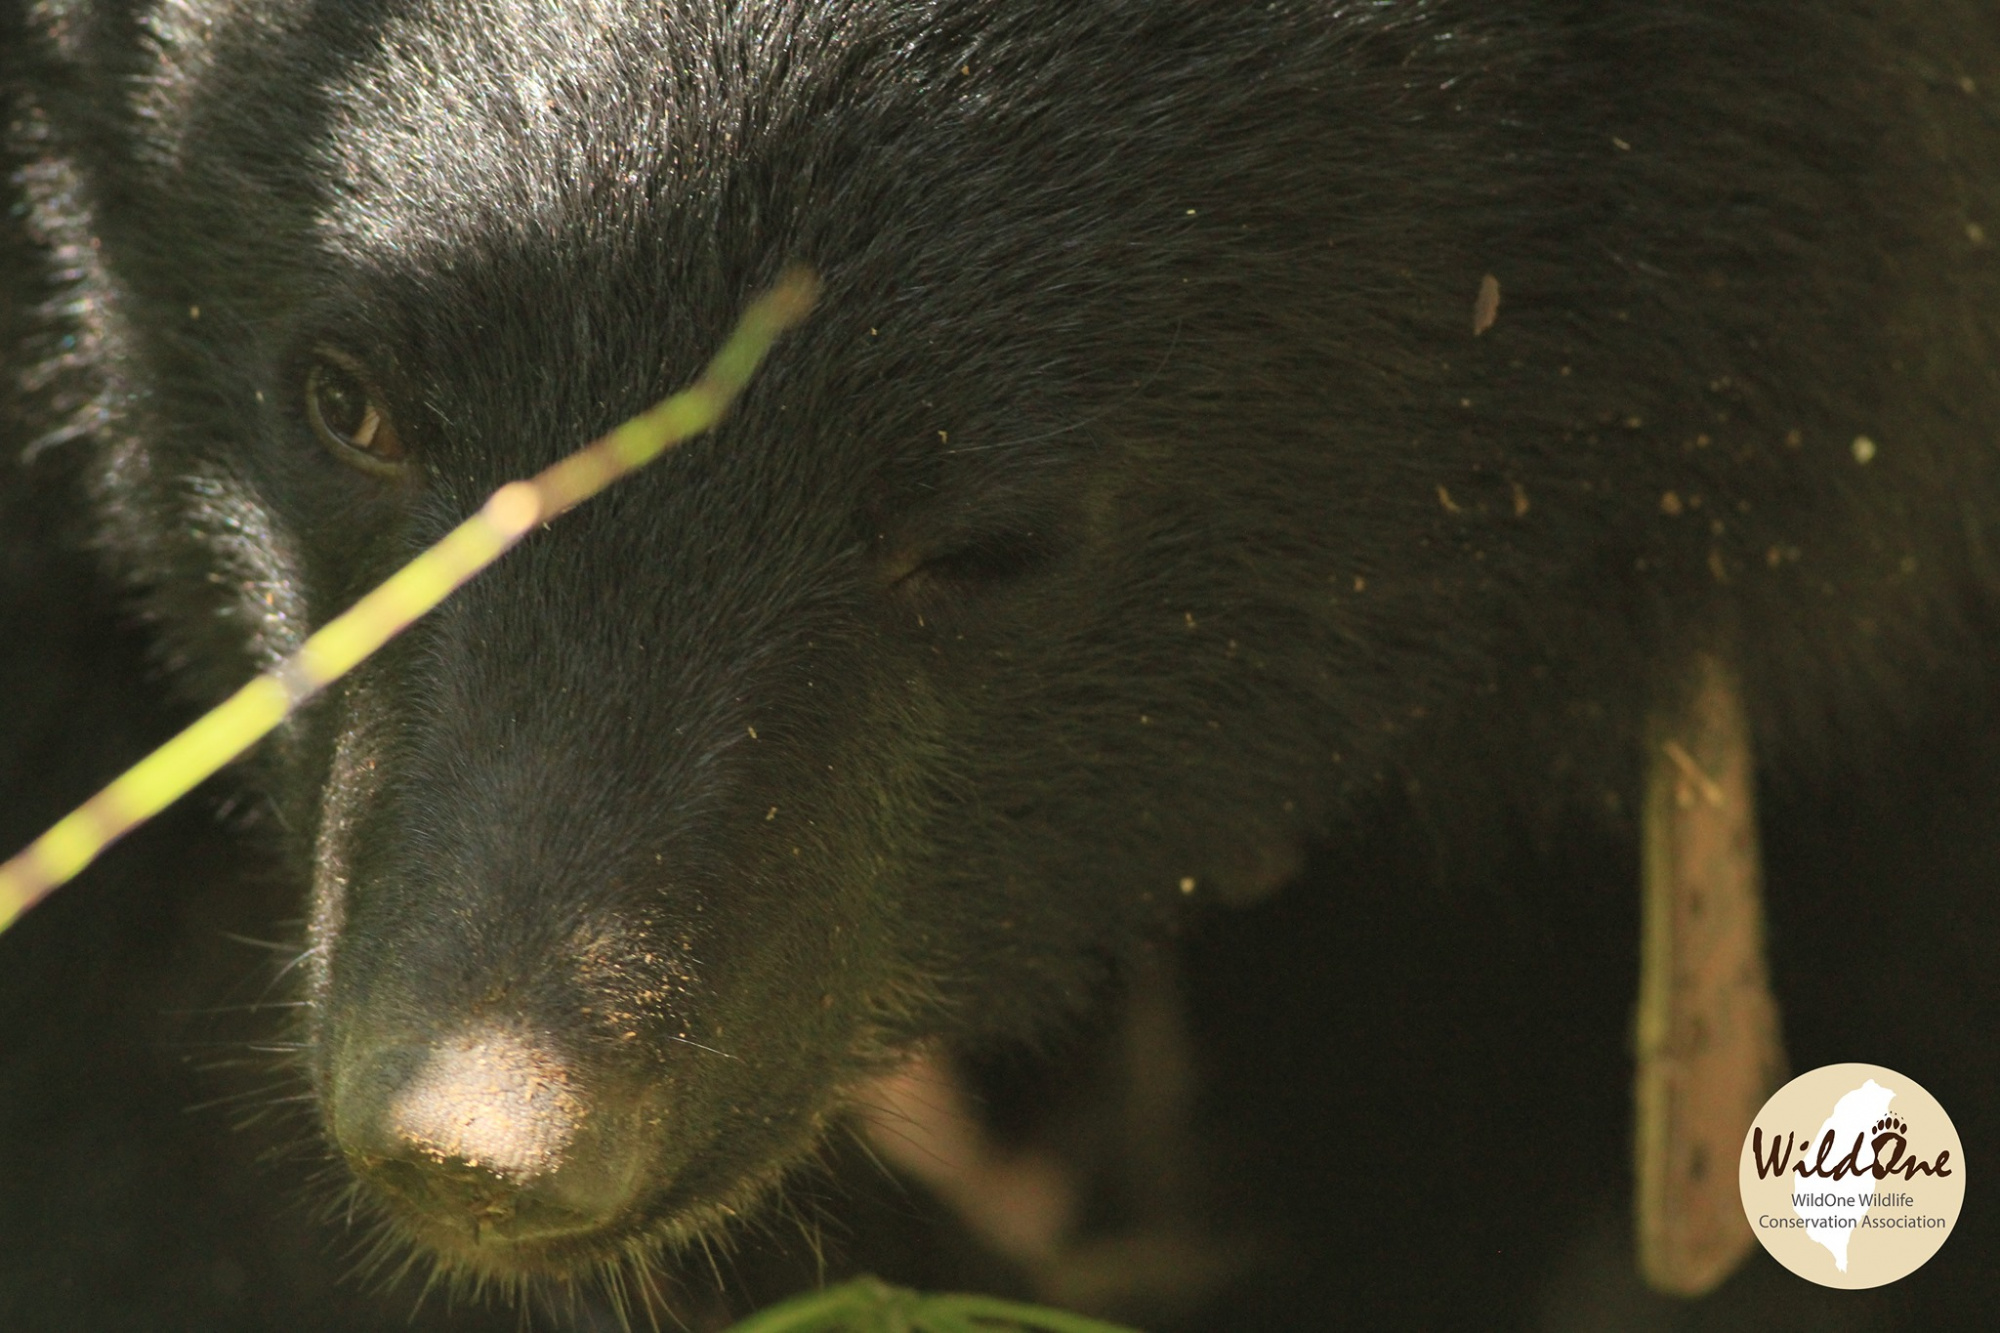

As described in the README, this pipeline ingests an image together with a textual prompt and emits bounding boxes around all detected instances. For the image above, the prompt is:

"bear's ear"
[306,350,406,476]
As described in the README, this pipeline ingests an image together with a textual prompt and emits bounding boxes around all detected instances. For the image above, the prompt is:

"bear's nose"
[331,1024,646,1245]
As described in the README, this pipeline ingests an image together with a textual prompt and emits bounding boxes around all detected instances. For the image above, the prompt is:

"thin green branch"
[0,267,819,933]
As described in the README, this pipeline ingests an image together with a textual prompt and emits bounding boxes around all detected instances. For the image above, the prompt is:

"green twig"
[0,267,819,933]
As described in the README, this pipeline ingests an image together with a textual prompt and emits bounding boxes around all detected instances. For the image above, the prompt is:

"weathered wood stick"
[1635,651,1787,1296]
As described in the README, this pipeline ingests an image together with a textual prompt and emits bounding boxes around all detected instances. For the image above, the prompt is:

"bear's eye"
[912,532,1050,586]
[306,354,405,475]
[885,530,1054,607]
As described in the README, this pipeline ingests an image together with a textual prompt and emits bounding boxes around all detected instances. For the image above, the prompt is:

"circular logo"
[1739,1063,1965,1288]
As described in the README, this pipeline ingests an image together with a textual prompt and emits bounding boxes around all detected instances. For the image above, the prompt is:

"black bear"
[4,0,1997,1329]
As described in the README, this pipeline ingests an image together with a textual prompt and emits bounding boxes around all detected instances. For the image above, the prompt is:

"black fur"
[4,0,1997,1327]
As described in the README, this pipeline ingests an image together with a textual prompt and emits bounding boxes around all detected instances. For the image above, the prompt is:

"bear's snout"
[329,1024,652,1259]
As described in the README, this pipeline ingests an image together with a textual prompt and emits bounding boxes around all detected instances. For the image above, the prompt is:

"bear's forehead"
[337,1,644,149]
[121,0,835,260]
[316,1,676,258]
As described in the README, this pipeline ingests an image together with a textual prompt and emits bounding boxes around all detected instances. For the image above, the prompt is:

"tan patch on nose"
[387,1025,588,1182]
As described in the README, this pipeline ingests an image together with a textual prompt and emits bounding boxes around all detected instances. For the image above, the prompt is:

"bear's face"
[275,246,1133,1271]
[34,0,1375,1279]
